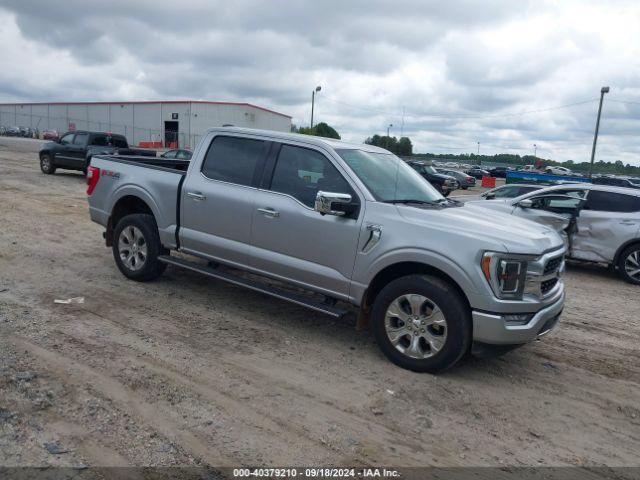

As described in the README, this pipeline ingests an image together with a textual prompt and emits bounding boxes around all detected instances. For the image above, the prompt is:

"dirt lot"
[0,137,639,469]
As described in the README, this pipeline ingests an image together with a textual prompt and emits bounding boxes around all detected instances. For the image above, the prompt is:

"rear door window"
[201,136,267,187]
[584,191,640,213]
[91,134,108,146]
[111,136,128,148]
[73,133,88,146]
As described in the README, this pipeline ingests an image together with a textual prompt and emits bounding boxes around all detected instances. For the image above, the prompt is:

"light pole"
[589,86,610,179]
[533,144,537,158]
[310,86,321,129]
[387,123,393,137]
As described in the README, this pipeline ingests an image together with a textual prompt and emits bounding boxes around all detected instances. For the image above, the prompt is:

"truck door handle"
[186,192,206,201]
[620,220,636,225]
[257,207,280,218]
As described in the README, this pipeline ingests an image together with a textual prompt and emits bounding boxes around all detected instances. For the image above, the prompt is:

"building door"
[164,121,179,148]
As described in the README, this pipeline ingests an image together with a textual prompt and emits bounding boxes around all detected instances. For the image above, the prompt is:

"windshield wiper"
[383,199,440,205]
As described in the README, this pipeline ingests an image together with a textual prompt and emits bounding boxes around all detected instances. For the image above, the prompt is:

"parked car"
[466,184,640,284]
[42,129,59,141]
[407,161,458,196]
[87,127,566,372]
[161,149,192,160]
[444,162,458,168]
[544,166,573,176]
[465,167,490,179]
[5,126,21,136]
[487,166,512,178]
[455,184,544,203]
[38,130,156,175]
[437,168,476,189]
[593,176,640,190]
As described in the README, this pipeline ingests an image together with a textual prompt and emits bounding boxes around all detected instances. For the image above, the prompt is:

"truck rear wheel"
[371,274,472,373]
[112,214,168,281]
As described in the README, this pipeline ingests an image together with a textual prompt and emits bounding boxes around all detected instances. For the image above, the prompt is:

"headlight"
[481,252,533,300]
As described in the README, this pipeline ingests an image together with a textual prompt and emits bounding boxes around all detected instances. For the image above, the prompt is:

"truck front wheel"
[371,274,472,373]
[40,154,56,174]
[112,214,168,281]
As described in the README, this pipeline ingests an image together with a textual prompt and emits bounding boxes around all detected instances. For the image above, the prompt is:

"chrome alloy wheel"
[41,156,50,171]
[118,226,147,271]
[384,294,448,359]
[625,249,640,281]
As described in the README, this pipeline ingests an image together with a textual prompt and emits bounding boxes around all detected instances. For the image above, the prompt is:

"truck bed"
[92,154,190,172]
[88,154,188,250]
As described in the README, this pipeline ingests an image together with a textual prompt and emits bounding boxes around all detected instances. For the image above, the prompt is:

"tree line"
[290,124,636,176]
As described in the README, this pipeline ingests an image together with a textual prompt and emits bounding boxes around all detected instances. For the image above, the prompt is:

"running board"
[158,255,348,318]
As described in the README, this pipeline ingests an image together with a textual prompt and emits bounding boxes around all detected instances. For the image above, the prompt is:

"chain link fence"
[0,109,202,150]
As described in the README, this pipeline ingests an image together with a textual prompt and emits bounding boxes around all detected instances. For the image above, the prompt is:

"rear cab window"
[201,135,268,187]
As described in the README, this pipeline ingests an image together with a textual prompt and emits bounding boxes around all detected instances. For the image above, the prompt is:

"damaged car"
[466,184,640,284]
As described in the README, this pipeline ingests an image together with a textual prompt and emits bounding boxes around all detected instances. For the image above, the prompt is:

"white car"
[466,184,640,284]
[545,166,573,176]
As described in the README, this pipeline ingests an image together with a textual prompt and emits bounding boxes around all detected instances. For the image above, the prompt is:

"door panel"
[249,143,363,297]
[179,135,269,268]
[249,190,362,297]
[53,133,76,167]
[179,175,256,267]
[571,191,640,263]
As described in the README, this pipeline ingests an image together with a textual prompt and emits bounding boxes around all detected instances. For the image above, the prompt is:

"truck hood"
[397,203,564,255]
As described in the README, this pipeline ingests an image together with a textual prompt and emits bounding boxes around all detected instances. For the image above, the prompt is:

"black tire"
[617,244,640,285]
[112,213,168,281]
[442,190,451,197]
[371,274,472,373]
[40,154,56,174]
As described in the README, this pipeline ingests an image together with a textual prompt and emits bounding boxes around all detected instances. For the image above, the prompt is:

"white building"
[0,100,292,148]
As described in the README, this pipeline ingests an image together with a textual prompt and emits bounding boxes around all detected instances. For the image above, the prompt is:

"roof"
[0,100,291,119]
[523,183,640,197]
[205,127,391,154]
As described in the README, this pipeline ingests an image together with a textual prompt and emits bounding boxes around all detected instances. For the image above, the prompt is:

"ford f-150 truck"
[39,130,156,175]
[87,127,566,372]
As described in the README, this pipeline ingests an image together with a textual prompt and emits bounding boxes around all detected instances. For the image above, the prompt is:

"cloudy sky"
[0,0,639,164]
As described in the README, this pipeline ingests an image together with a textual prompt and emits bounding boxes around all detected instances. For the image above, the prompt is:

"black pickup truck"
[38,130,156,175]
[407,160,458,196]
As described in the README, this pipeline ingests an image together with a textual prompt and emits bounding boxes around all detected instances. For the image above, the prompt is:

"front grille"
[544,256,563,275]
[541,277,559,294]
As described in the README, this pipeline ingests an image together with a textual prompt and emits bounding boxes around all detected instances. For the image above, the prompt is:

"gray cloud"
[0,0,638,164]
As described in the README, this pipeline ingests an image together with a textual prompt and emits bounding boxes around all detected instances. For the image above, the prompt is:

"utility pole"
[589,86,610,178]
[387,123,393,137]
[400,106,405,137]
[310,85,321,129]
[533,144,537,158]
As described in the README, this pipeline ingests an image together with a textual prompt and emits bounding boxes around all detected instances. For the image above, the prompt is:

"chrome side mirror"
[314,191,352,216]
[484,192,496,199]
[518,199,533,208]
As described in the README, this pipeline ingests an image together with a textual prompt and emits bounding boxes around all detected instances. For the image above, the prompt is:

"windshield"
[336,149,443,203]
[628,178,640,185]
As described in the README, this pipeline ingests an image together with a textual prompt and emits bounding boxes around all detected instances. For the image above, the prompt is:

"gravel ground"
[0,137,639,469]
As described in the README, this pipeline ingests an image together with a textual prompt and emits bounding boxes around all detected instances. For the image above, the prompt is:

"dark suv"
[593,176,640,190]
[38,131,155,175]
[407,161,458,196]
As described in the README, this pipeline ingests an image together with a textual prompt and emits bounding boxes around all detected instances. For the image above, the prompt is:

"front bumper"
[471,290,564,345]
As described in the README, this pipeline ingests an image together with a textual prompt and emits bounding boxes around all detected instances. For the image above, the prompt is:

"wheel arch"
[106,195,155,247]
[613,238,640,266]
[355,260,474,332]
[364,261,471,309]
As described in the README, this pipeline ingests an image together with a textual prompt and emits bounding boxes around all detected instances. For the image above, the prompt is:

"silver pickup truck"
[87,127,566,372]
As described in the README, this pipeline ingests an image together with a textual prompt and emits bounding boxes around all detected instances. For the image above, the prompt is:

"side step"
[158,255,348,318]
